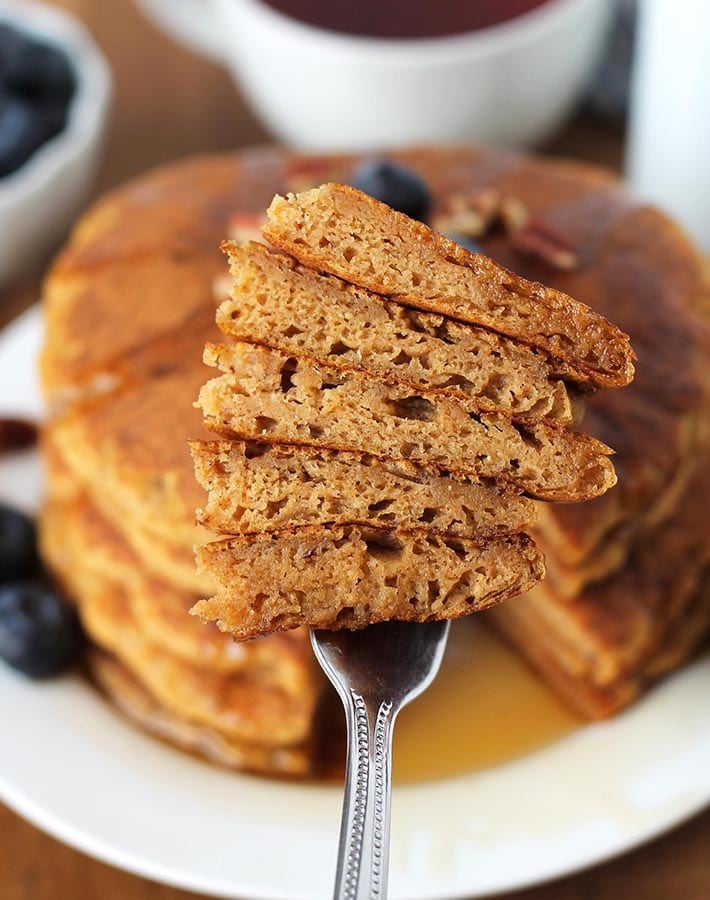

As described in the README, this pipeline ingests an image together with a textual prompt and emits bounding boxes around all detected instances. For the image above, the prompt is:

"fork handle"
[333,689,397,900]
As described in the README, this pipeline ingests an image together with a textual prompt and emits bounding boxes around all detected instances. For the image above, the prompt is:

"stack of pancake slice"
[191,183,633,641]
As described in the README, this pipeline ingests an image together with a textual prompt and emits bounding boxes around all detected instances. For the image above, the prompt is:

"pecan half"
[500,197,579,271]
[500,196,531,232]
[509,216,579,271]
[431,187,501,238]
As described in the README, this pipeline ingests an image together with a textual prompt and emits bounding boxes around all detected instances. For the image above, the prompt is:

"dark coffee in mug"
[262,0,552,39]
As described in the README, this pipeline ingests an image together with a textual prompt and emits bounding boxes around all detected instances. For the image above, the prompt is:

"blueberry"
[0,581,83,677]
[444,233,484,254]
[351,160,432,221]
[0,504,38,583]
[0,93,51,176]
[0,24,32,80]
[35,94,68,140]
[4,37,76,107]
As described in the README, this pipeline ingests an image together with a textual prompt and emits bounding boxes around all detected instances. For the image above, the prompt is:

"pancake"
[45,419,212,595]
[88,650,313,776]
[47,359,213,546]
[219,240,577,424]
[200,340,616,502]
[486,573,710,720]
[488,448,710,715]
[83,489,212,596]
[40,156,240,407]
[263,184,635,386]
[40,493,313,683]
[39,145,710,742]
[42,499,322,747]
[192,439,537,538]
[504,203,710,586]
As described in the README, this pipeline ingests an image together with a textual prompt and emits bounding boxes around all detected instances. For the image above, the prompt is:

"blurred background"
[21,0,633,185]
[3,1,710,899]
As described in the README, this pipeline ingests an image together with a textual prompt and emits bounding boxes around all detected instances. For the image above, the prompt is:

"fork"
[311,620,451,900]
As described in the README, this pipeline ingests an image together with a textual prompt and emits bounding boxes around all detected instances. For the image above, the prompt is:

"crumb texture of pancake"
[263,183,636,387]
[192,439,537,538]
[199,341,616,502]
[39,145,710,781]
[197,183,634,642]
[219,241,577,424]
[194,525,545,638]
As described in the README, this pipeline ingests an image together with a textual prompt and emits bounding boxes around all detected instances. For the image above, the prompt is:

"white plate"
[1,308,709,900]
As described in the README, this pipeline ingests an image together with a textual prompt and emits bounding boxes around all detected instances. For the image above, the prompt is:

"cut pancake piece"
[199,341,616,502]
[262,184,635,387]
[192,439,537,538]
[219,241,577,424]
[193,524,545,640]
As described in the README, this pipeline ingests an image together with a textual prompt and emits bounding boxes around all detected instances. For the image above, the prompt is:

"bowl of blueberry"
[0,0,111,286]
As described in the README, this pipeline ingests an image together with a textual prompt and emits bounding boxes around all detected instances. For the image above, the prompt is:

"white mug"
[138,0,612,150]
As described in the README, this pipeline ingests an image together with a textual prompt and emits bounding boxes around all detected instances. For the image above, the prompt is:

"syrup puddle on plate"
[393,619,579,783]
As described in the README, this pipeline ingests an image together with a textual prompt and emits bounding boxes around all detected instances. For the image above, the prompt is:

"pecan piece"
[502,198,579,271]
[500,196,531,232]
[510,218,579,271]
[432,187,501,238]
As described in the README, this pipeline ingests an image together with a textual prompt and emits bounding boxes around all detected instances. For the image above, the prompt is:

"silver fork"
[311,620,451,900]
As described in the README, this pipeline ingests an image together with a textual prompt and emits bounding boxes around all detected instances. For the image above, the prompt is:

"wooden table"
[2,2,709,897]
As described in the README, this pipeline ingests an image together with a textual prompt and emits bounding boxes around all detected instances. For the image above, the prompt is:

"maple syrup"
[393,619,579,783]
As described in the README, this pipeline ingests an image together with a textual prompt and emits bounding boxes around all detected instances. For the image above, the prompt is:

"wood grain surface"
[0,2,708,898]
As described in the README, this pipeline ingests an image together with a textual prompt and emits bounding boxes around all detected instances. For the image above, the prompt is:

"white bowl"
[0,0,111,286]
[137,0,612,151]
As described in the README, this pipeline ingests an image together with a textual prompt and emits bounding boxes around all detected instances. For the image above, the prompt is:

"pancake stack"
[192,184,631,640]
[486,209,710,716]
[38,147,710,779]
[39,159,326,776]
